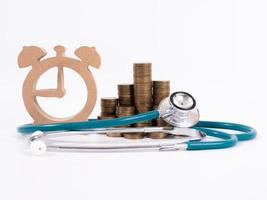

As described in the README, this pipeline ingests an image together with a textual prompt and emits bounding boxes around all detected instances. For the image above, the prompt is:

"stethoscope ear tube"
[17,110,257,151]
[186,121,257,150]
[194,121,257,141]
[17,110,160,134]
[186,128,238,150]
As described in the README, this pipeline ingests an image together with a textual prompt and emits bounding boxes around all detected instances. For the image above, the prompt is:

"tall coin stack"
[148,81,171,139]
[133,63,153,128]
[100,97,120,137]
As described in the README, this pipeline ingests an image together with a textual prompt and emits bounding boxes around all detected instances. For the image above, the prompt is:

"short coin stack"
[118,84,134,106]
[115,106,143,139]
[148,81,171,139]
[153,80,170,129]
[116,106,135,119]
[133,63,153,128]
[100,97,120,137]
[100,97,118,117]
[153,81,170,106]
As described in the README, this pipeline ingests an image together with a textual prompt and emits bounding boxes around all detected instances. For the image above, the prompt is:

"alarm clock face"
[36,66,88,119]
[19,45,100,124]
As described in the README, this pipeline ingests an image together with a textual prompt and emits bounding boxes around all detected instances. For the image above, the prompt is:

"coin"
[116,106,135,116]
[98,115,122,137]
[135,121,152,127]
[133,63,152,72]
[115,106,136,137]
[148,118,169,139]
[116,106,135,129]
[123,132,146,139]
[135,106,152,113]
[119,96,134,106]
[101,97,118,107]
[147,132,167,139]
[155,118,169,127]
[106,132,122,137]
[118,84,134,95]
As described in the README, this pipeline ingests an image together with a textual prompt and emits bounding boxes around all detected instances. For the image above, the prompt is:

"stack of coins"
[133,63,153,128]
[153,81,170,106]
[116,106,145,139]
[116,106,135,118]
[100,97,118,116]
[148,118,169,139]
[152,81,170,130]
[99,63,172,140]
[118,84,134,106]
[147,105,169,139]
[148,81,170,139]
[100,97,120,137]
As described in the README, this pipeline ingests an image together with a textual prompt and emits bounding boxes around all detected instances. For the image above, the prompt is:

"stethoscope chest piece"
[158,91,200,128]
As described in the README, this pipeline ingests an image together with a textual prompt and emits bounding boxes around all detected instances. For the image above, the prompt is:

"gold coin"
[135,106,152,113]
[155,118,170,127]
[101,108,116,115]
[134,78,152,84]
[134,101,153,107]
[116,106,135,114]
[101,97,118,106]
[147,132,167,139]
[98,115,123,137]
[135,121,152,127]
[133,63,152,71]
[118,84,134,95]
[106,132,122,137]
[118,94,134,106]
[123,132,146,139]
[153,80,170,86]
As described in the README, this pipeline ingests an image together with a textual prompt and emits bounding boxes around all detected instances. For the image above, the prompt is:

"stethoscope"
[17,91,257,154]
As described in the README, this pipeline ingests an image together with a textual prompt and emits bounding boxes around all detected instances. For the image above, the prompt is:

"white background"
[1,0,267,199]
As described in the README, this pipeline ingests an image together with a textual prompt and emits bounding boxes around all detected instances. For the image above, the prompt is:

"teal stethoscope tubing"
[17,110,257,150]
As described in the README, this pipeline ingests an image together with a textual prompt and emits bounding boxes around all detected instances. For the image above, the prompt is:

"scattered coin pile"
[100,63,171,139]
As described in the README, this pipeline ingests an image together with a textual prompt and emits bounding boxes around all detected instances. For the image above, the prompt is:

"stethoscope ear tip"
[30,140,47,155]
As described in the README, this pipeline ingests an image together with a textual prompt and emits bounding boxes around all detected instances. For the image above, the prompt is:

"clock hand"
[34,67,66,98]
[56,66,66,97]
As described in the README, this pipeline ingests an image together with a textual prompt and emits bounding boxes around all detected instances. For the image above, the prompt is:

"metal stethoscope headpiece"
[158,91,200,128]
